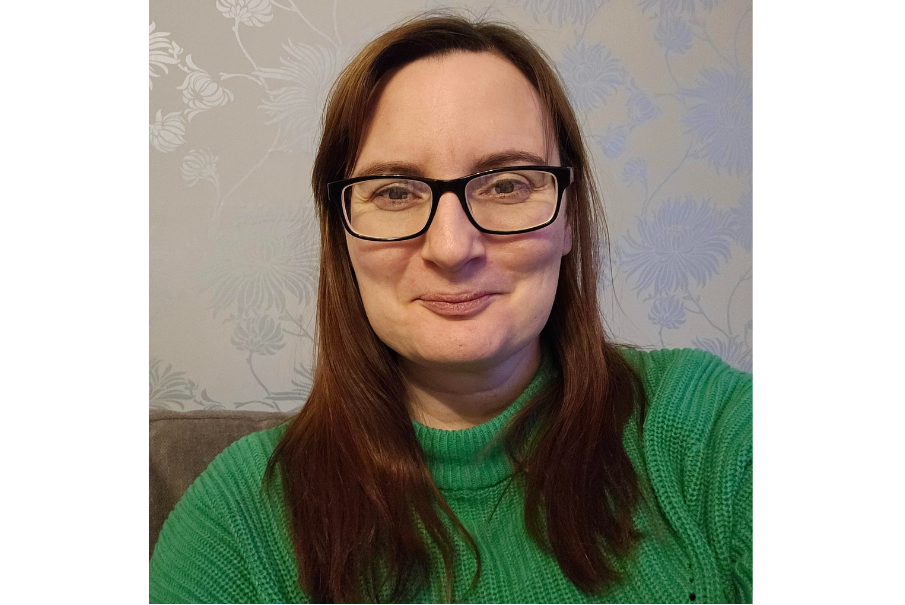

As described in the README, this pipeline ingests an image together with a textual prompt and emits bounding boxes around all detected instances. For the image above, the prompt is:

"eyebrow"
[471,150,549,173]
[354,161,422,178]
[352,149,550,179]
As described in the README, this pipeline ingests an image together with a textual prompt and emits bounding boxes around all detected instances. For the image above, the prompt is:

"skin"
[346,51,572,430]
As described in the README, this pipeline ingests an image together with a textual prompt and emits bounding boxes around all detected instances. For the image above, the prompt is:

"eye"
[472,173,533,201]
[379,186,413,200]
[493,180,518,195]
[360,179,431,211]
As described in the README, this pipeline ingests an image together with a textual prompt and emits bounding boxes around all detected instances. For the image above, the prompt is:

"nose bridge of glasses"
[425,177,481,234]
[428,177,472,215]
[430,177,470,207]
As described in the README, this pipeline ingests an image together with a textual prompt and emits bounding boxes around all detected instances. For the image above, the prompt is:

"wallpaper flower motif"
[216,0,273,26]
[257,41,342,151]
[178,55,235,122]
[516,0,610,26]
[181,149,220,188]
[626,82,662,125]
[655,17,693,55]
[207,234,316,317]
[150,358,201,410]
[683,68,752,175]
[205,209,320,318]
[231,314,286,355]
[149,22,182,89]
[149,110,186,153]
[622,157,648,187]
[621,197,734,294]
[729,190,752,252]
[638,0,720,15]
[557,39,627,111]
[596,124,628,159]
[649,295,687,329]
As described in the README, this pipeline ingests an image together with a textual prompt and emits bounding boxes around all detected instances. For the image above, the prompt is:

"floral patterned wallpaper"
[150,0,752,412]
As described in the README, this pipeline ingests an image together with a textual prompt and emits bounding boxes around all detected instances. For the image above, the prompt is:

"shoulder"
[619,347,752,442]
[618,346,752,502]
[152,420,289,546]
[150,422,291,603]
[619,346,751,399]
[213,420,289,475]
[190,421,289,510]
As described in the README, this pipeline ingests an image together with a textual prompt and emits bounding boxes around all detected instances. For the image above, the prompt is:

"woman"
[150,14,752,604]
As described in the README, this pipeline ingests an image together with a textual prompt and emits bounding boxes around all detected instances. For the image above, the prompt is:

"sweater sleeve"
[730,461,753,603]
[149,453,259,603]
[621,347,753,603]
[694,352,753,604]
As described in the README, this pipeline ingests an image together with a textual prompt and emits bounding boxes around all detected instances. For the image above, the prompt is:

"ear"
[561,221,572,256]
[560,193,572,256]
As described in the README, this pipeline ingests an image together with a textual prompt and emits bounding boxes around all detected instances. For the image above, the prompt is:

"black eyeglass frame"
[327,165,574,242]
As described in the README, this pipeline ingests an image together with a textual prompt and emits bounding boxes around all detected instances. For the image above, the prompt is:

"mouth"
[416,292,498,317]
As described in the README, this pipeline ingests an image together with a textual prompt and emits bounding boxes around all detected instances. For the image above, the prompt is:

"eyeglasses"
[327,165,573,241]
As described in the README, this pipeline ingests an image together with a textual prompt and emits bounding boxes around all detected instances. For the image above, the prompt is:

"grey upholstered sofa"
[149,410,293,559]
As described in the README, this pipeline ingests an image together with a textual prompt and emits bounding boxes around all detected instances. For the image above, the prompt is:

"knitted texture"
[150,348,752,603]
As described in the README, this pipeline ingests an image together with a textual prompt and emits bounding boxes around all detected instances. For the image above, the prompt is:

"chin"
[370,302,542,369]
[404,317,523,369]
[413,345,501,367]
[413,334,502,366]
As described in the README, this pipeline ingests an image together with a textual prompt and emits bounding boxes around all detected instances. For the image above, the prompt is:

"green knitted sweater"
[150,348,752,603]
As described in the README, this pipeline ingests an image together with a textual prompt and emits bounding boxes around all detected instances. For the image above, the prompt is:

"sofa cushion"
[149,409,293,558]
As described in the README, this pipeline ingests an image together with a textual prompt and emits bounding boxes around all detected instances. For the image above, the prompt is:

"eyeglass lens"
[342,169,559,239]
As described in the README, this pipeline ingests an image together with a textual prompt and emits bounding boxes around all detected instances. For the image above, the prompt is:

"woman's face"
[346,51,572,371]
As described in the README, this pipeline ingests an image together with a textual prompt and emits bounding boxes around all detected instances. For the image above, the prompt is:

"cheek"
[346,237,414,320]
[511,218,569,276]
[500,235,566,314]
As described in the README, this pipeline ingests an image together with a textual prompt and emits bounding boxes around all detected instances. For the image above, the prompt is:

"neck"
[403,341,542,430]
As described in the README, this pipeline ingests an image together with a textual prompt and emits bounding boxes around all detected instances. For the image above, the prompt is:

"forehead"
[353,51,555,178]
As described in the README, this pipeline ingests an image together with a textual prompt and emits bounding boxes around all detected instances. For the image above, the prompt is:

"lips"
[416,292,498,317]
[418,291,492,303]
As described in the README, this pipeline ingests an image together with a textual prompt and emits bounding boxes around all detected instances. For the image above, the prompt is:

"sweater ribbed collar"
[411,357,554,491]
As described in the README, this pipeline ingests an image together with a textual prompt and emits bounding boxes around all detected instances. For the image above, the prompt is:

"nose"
[420,191,485,272]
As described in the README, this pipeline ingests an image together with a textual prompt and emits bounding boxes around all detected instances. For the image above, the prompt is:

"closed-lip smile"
[416,292,498,317]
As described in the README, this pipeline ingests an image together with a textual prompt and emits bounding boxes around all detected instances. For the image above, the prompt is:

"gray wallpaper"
[150,0,752,412]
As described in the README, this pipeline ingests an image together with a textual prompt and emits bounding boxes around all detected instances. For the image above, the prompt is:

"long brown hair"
[267,13,648,603]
